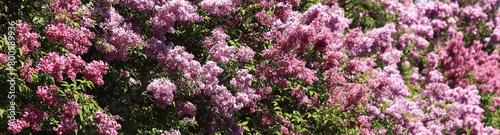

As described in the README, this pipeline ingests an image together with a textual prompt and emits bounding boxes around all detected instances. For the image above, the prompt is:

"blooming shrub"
[2,0,500,134]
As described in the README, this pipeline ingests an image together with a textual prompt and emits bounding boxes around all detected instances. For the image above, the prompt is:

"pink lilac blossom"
[470,42,500,95]
[78,2,96,28]
[460,5,488,21]
[236,46,255,62]
[200,0,240,16]
[37,52,86,82]
[37,52,67,82]
[426,52,439,71]
[21,60,38,83]
[129,78,139,86]
[149,44,205,92]
[150,0,202,33]
[8,119,28,134]
[53,116,77,135]
[0,53,7,66]
[64,53,86,80]
[492,27,500,42]
[291,87,312,107]
[259,111,274,126]
[7,104,47,134]
[489,106,496,112]
[418,1,454,19]
[345,28,374,56]
[414,36,429,50]
[202,28,236,63]
[396,33,414,49]
[36,85,60,106]
[120,0,156,13]
[147,78,177,108]
[44,22,95,55]
[329,83,368,110]
[380,49,403,65]
[346,58,376,73]
[16,22,40,55]
[278,55,319,84]
[120,69,130,77]
[62,101,82,117]
[230,69,253,90]
[51,0,82,21]
[159,128,181,135]
[322,4,352,33]
[83,61,109,86]
[438,33,476,88]
[176,101,196,116]
[213,89,241,115]
[98,7,145,60]
[425,70,444,83]
[93,111,122,135]
[323,51,346,70]
[255,12,277,26]
[236,90,260,113]
[432,19,448,31]
[410,24,434,39]
[493,97,500,106]
[367,23,397,53]
[200,61,224,94]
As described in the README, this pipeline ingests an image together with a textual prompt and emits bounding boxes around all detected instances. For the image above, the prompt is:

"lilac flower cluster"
[202,28,237,63]
[44,22,95,55]
[51,0,82,21]
[83,60,109,86]
[16,22,40,55]
[200,0,240,17]
[36,85,60,106]
[232,69,260,113]
[147,78,177,108]
[37,52,86,82]
[21,60,38,83]
[202,28,255,63]
[97,7,145,61]
[0,53,7,66]
[53,101,82,135]
[7,104,47,134]
[176,101,196,116]
[150,0,202,33]
[158,128,181,135]
[93,111,122,135]
[53,116,77,135]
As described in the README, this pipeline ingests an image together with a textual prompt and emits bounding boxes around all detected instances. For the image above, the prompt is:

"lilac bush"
[3,0,500,134]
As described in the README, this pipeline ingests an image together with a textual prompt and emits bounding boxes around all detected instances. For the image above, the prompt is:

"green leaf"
[0,109,5,119]
[239,121,248,126]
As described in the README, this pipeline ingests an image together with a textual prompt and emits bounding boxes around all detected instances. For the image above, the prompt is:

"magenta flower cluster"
[83,60,110,86]
[16,21,40,55]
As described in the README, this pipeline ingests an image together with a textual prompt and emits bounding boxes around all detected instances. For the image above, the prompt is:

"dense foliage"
[2,0,500,134]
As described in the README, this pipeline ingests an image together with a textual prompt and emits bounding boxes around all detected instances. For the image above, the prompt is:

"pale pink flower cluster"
[93,111,122,135]
[147,78,177,108]
[200,0,240,17]
[159,128,181,135]
[150,0,202,33]
[97,7,145,60]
